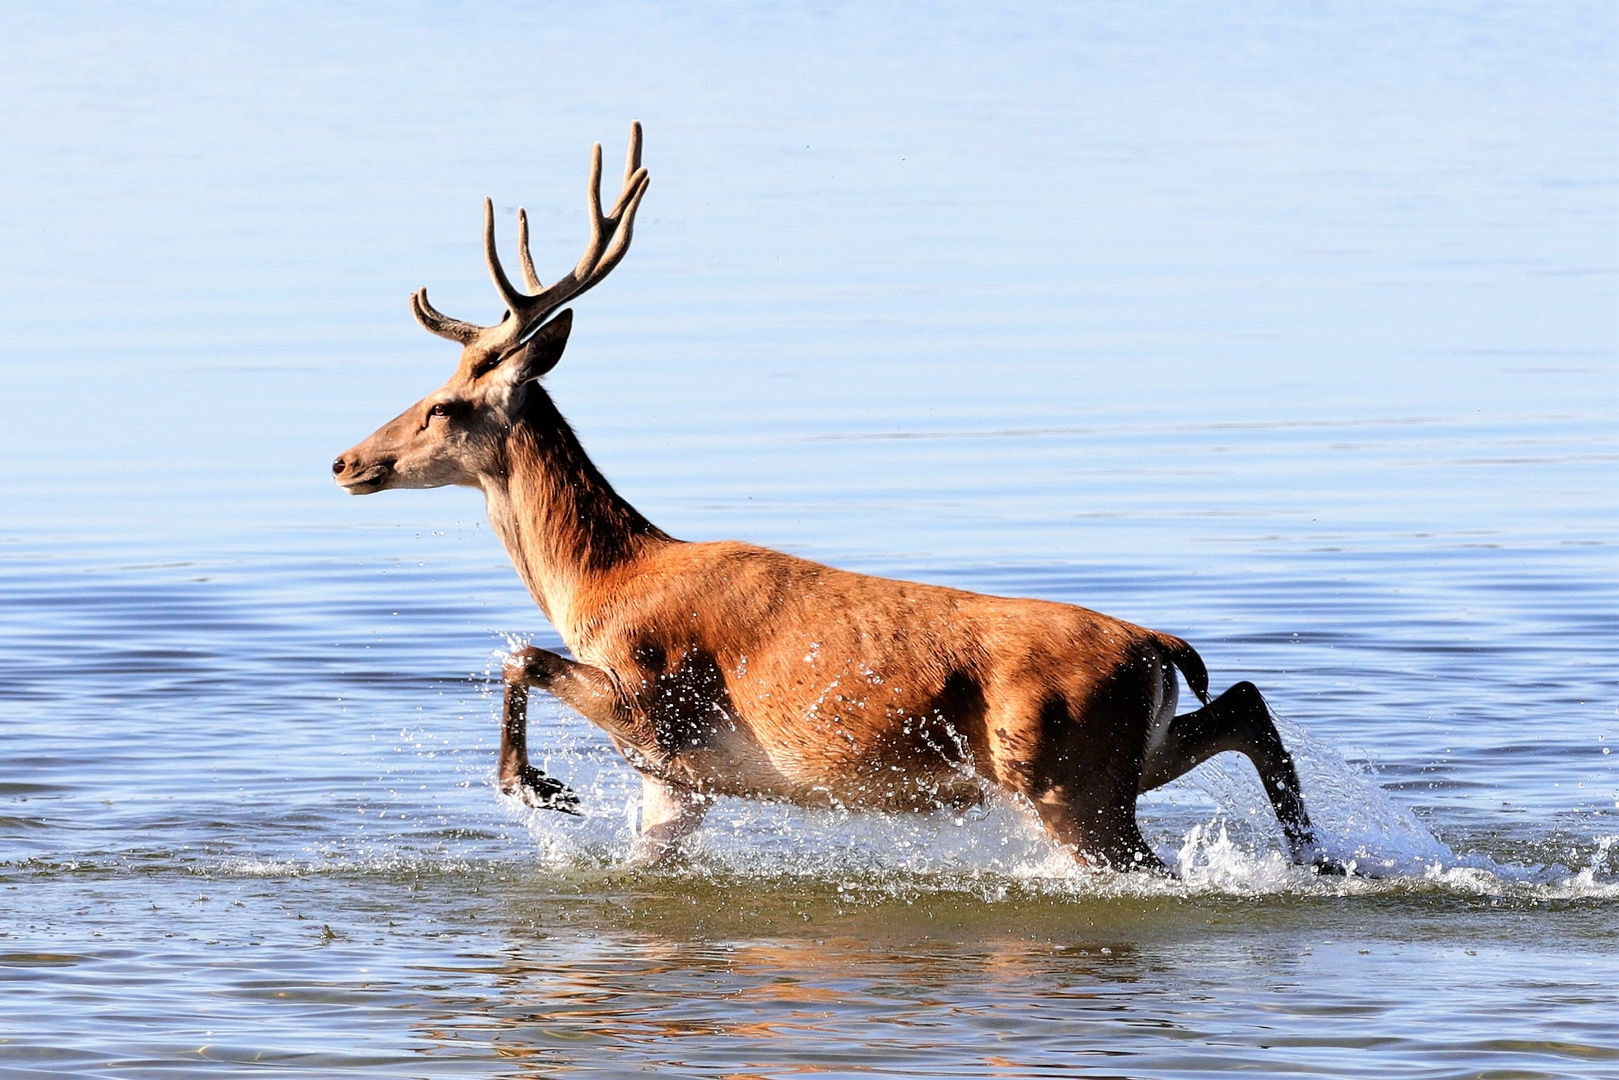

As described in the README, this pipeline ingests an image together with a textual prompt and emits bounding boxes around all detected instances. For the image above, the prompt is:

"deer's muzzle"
[332,455,393,494]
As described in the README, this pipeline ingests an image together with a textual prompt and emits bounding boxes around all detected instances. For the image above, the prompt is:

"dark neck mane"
[486,386,671,628]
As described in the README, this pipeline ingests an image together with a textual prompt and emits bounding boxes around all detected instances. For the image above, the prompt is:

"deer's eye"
[428,402,452,419]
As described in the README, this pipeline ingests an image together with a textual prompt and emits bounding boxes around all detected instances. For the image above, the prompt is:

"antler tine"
[583,171,650,289]
[483,197,529,319]
[411,288,481,344]
[572,143,609,282]
[610,120,644,217]
[515,208,543,293]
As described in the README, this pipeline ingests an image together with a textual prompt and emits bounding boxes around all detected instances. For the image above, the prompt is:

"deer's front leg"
[505,646,629,724]
[628,774,710,866]
[502,646,648,814]
[498,647,605,815]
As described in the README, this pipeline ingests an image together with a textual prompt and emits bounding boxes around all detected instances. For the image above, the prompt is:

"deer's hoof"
[503,765,581,816]
[1311,853,1349,876]
[1296,844,1350,876]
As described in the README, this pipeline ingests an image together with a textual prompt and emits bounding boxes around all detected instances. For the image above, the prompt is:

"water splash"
[494,702,1618,903]
[1173,715,1454,875]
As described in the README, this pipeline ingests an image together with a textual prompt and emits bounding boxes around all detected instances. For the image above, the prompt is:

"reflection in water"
[354,882,1613,1077]
[471,929,1179,1073]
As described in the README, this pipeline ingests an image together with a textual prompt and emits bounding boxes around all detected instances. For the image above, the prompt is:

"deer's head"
[334,123,649,495]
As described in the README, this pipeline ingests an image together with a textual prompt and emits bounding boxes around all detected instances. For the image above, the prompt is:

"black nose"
[332,457,347,477]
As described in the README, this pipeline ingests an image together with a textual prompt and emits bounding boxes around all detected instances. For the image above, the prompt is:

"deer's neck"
[481,387,670,645]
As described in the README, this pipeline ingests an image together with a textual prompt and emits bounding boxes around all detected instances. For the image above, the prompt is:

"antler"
[411,121,650,349]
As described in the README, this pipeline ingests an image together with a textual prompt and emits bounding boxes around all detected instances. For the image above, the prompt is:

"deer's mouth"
[334,460,394,494]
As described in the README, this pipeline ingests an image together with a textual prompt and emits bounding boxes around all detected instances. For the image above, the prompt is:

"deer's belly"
[646,705,987,812]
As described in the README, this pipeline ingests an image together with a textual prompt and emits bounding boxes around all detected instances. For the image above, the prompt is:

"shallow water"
[3,3,1617,1077]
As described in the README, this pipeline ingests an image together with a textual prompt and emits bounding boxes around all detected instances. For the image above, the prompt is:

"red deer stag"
[334,122,1338,873]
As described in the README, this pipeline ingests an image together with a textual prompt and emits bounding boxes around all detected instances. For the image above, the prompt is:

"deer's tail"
[1157,633,1211,706]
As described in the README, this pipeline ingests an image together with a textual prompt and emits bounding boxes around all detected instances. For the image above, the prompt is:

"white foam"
[498,723,1618,903]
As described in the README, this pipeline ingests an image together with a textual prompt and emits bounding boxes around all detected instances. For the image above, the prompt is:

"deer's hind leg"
[499,646,631,814]
[1137,680,1340,872]
[990,690,1168,873]
[1025,782,1166,873]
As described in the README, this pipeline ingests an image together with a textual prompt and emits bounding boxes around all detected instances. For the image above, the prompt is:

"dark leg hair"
[1139,682,1339,871]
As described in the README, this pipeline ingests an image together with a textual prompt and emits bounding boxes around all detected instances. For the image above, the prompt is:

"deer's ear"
[507,309,573,382]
